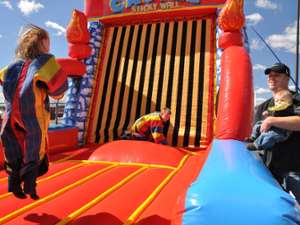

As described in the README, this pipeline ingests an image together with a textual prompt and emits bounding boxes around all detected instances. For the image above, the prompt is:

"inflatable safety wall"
[64,0,227,147]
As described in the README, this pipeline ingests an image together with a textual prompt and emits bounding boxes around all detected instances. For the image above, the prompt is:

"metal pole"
[296,0,300,93]
[251,26,281,62]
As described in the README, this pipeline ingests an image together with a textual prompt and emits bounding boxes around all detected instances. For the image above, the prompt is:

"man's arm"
[260,115,300,133]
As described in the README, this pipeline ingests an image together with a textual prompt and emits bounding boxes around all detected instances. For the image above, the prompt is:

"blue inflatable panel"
[182,139,300,225]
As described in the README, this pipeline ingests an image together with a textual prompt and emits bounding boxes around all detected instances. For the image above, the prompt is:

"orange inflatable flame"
[218,0,245,32]
[66,10,90,44]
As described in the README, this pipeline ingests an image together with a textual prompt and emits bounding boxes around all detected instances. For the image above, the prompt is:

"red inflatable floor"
[0,141,209,225]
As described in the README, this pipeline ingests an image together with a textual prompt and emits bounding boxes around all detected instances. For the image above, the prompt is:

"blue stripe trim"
[182,139,300,225]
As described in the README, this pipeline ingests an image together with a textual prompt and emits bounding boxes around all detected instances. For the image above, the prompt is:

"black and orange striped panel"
[87,17,216,148]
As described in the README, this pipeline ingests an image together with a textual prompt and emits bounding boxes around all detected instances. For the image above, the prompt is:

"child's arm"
[34,54,68,99]
[262,110,269,118]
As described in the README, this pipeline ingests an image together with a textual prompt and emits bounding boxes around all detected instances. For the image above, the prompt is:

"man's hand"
[260,116,274,133]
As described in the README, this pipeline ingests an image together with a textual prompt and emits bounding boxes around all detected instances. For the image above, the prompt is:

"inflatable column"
[215,0,253,140]
[64,10,102,144]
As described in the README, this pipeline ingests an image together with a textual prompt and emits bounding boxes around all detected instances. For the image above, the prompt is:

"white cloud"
[0,1,13,10]
[267,21,298,54]
[289,85,296,92]
[18,0,44,16]
[255,87,271,94]
[255,0,278,10]
[253,64,266,71]
[0,34,3,39]
[45,21,66,36]
[250,39,263,50]
[246,13,263,25]
[254,87,271,105]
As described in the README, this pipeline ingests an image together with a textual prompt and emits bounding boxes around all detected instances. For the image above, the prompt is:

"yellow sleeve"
[0,66,8,84]
[34,55,68,97]
[35,56,61,83]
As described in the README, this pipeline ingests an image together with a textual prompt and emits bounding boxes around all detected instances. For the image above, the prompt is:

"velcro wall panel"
[87,16,216,148]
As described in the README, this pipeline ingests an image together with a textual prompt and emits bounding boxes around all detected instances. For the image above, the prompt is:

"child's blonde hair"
[15,24,49,60]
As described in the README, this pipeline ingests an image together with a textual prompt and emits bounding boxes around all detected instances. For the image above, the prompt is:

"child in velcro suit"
[0,24,68,200]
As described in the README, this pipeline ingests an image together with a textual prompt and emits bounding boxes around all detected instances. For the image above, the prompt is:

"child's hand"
[262,110,269,118]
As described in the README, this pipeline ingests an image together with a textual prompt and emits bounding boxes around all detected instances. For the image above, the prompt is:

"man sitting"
[251,62,300,204]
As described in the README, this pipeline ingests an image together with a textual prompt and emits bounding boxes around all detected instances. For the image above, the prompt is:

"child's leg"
[251,121,263,139]
[8,175,26,199]
[8,176,21,191]
[4,161,20,191]
[255,128,289,150]
[131,132,149,141]
[1,123,25,193]
[23,166,39,199]
[21,124,44,199]
[8,168,22,193]
[5,160,26,199]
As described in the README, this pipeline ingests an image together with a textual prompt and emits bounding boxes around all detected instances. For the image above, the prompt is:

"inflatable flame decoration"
[66,9,91,60]
[218,0,245,31]
[66,9,90,44]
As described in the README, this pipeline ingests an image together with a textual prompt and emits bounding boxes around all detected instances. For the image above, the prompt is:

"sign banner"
[85,0,226,18]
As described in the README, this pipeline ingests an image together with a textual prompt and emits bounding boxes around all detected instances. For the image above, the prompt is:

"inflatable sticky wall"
[0,0,299,224]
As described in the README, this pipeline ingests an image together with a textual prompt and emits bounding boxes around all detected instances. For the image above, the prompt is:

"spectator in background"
[251,62,300,204]
[247,89,294,151]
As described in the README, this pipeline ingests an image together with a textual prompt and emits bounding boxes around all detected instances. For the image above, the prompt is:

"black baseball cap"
[264,63,290,77]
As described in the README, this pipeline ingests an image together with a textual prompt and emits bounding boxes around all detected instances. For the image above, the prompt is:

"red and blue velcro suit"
[0,54,68,177]
[131,112,167,145]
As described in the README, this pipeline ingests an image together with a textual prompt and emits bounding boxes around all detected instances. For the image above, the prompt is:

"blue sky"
[244,0,299,105]
[0,0,299,105]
